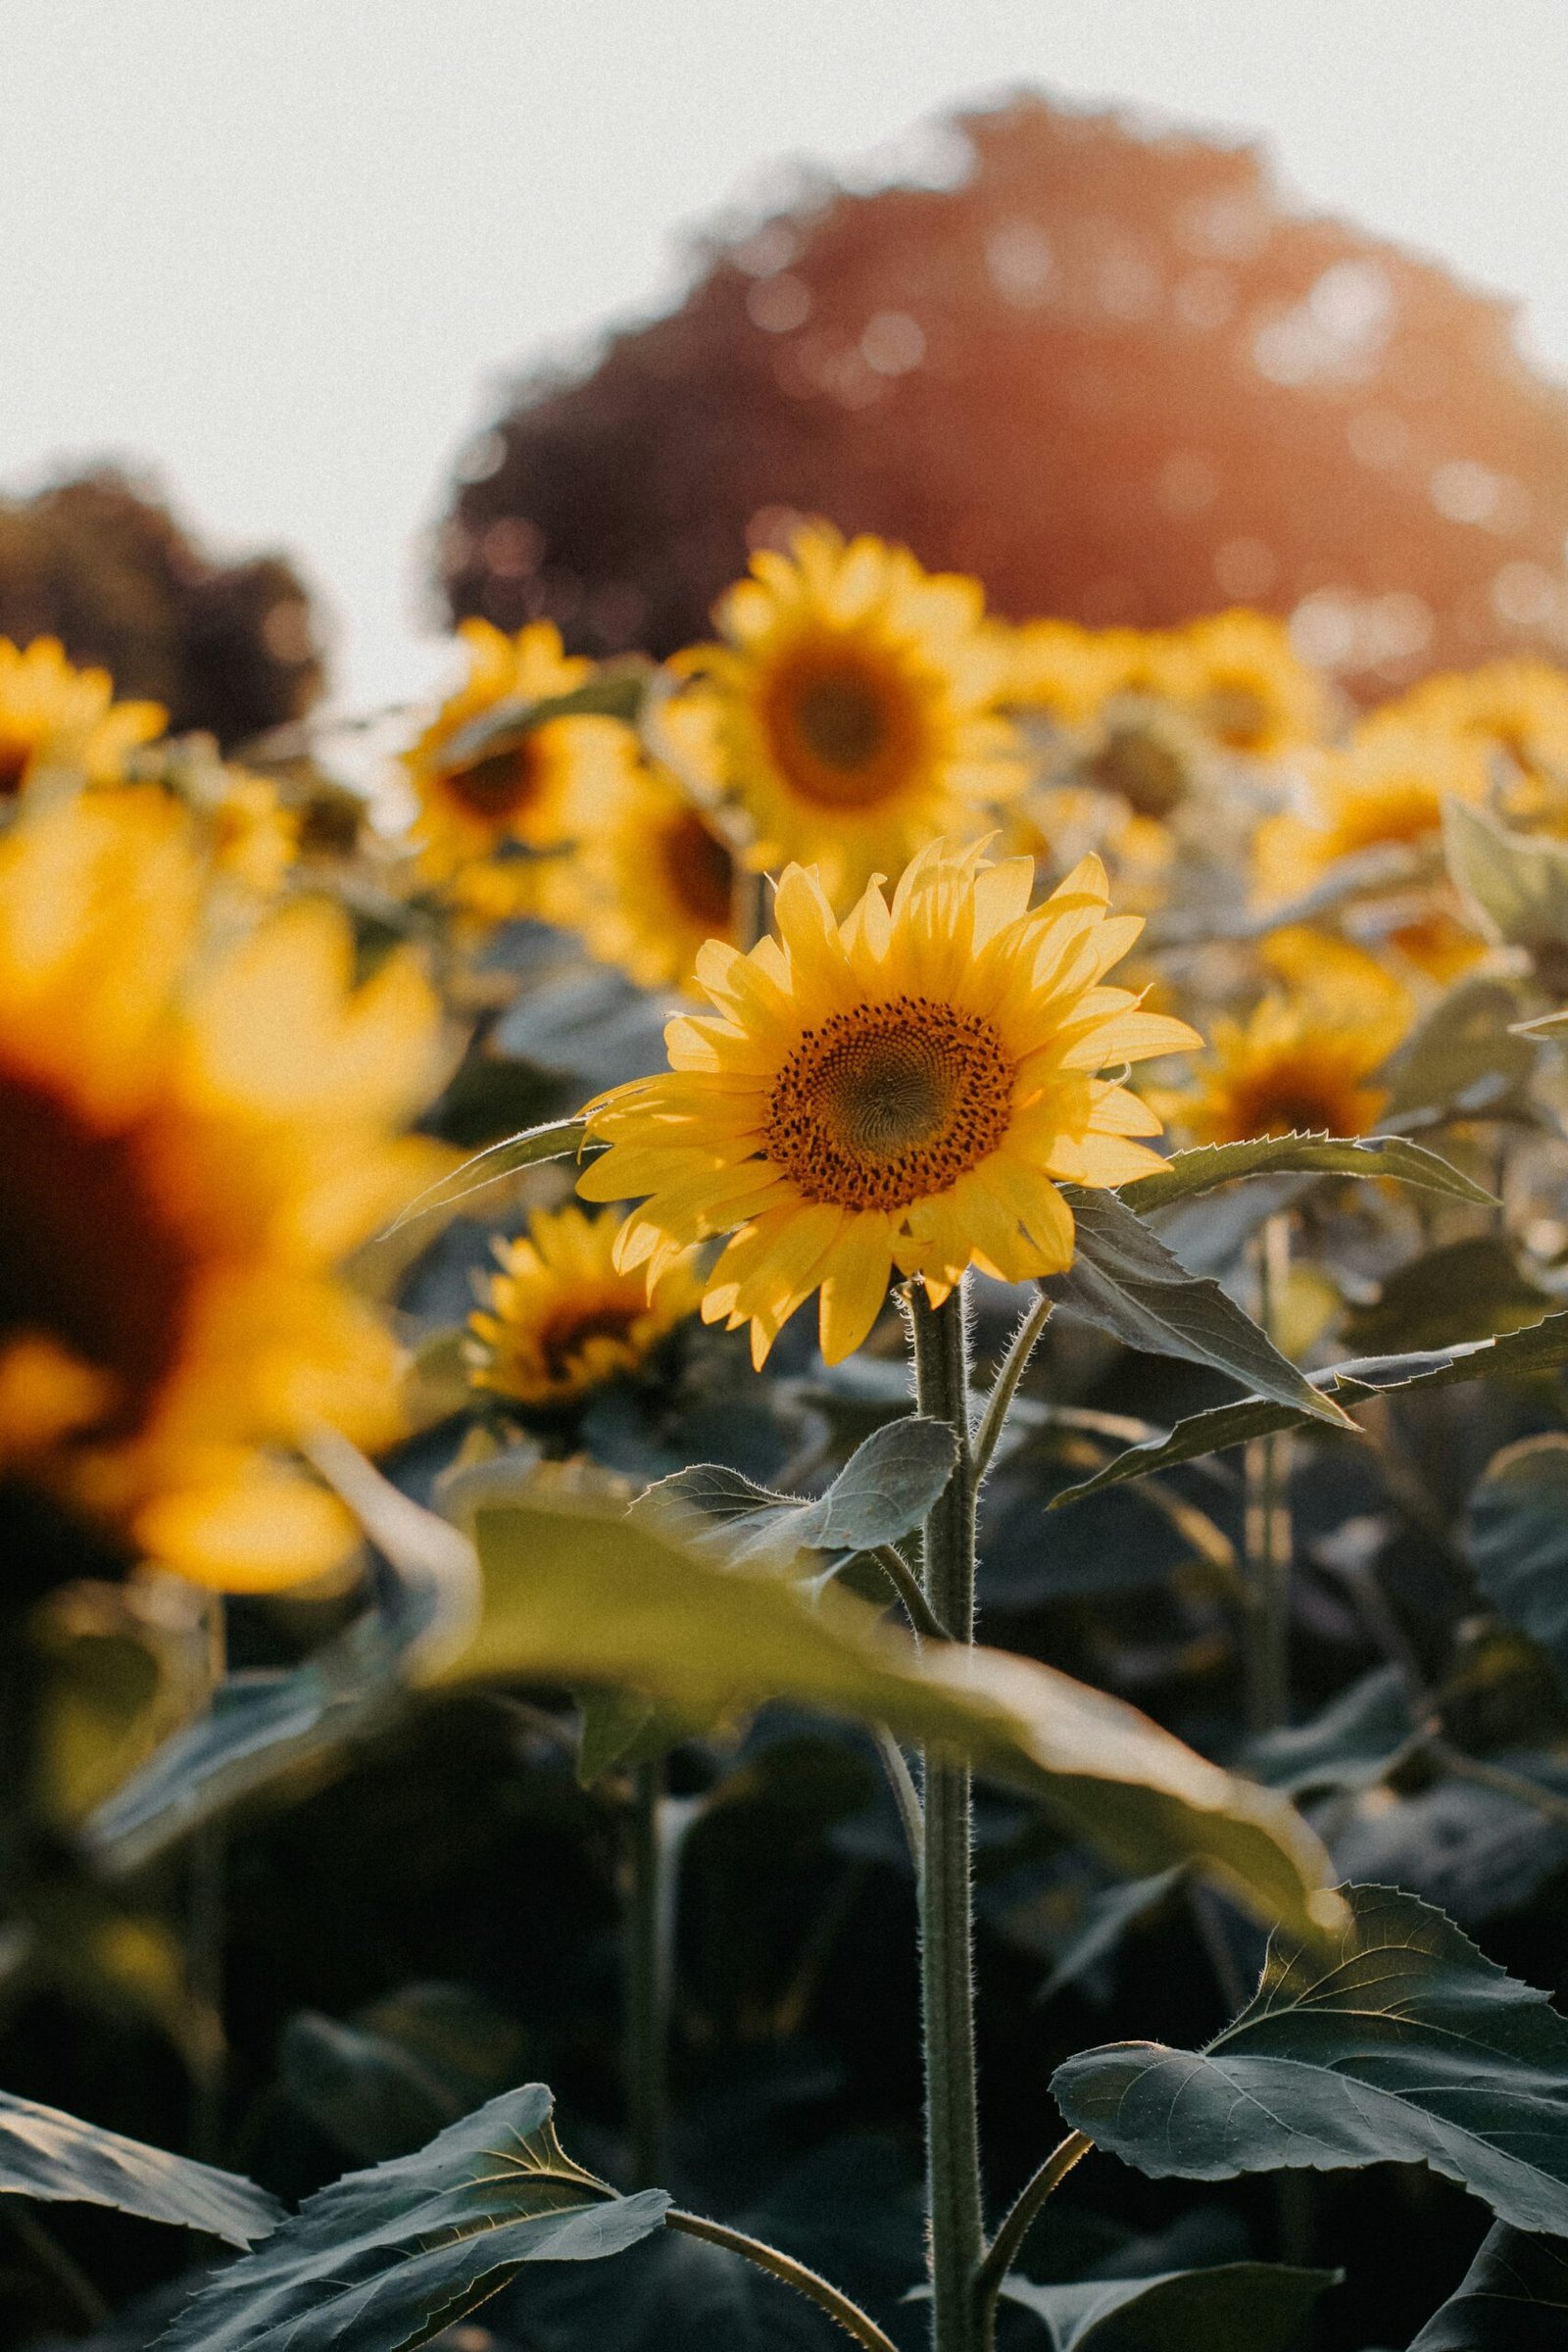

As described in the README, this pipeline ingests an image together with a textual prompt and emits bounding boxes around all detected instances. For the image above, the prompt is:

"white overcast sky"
[6,0,1568,712]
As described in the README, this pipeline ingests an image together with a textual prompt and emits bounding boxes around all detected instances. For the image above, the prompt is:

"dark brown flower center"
[537,1297,645,1384]
[761,645,924,811]
[0,737,33,798]
[766,997,1014,1209]
[0,1066,195,1442]
[443,737,543,822]
[1086,719,1190,818]
[662,808,735,929]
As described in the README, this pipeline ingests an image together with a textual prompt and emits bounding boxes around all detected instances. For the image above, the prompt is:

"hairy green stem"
[871,1543,951,1641]
[871,1725,925,1866]
[972,1294,1053,1481]
[625,1757,669,2188]
[666,2210,900,2350]
[909,1278,984,2352]
[973,2131,1093,2337]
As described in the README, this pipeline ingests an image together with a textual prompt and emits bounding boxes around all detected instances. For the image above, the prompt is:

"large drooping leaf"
[1000,2260,1337,2351]
[1052,1312,1568,1505]
[1116,1133,1493,1217]
[0,2088,278,2244]
[154,2085,669,2352]
[1047,1190,1352,1426]
[456,1484,1339,1940]
[385,1114,590,1233]
[1407,2222,1568,2349]
[1467,1436,1568,1694]
[1446,798,1568,968]
[1243,1667,1421,1800]
[1052,1883,1568,2232]
[1382,974,1535,1121]
[636,1415,956,1569]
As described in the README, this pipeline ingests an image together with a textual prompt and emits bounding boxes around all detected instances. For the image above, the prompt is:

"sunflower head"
[467,1202,703,1411]
[0,636,165,799]
[578,836,1200,1367]
[0,790,446,1591]
[1163,611,1329,756]
[546,759,740,992]
[686,524,1027,904]
[1364,658,1568,796]
[402,618,633,907]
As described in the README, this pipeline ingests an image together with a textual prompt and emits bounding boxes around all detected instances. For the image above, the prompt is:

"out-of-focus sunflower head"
[467,1201,703,1412]
[124,734,301,897]
[544,745,742,994]
[1162,611,1330,758]
[1365,659,1568,818]
[681,522,1028,906]
[0,789,448,1593]
[0,636,165,803]
[1170,925,1412,1146]
[401,617,636,914]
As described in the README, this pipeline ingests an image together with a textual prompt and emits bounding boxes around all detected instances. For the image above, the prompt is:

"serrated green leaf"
[1243,1667,1420,1799]
[1052,1311,1568,1506]
[0,2087,278,2244]
[455,1484,1340,1941]
[1467,1435,1568,1695]
[384,1115,590,1235]
[636,1415,956,1568]
[1047,1190,1351,1426]
[1052,1882,1568,2232]
[1000,2260,1337,2351]
[1407,2222,1568,2348]
[1117,1133,1494,1216]
[153,2084,669,2352]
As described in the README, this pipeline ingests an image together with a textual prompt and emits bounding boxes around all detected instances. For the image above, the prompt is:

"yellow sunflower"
[1160,611,1329,757]
[577,837,1200,1367]
[0,790,446,1591]
[403,618,633,910]
[1363,658,1568,804]
[684,525,1027,904]
[1173,930,1411,1145]
[1003,620,1136,726]
[0,636,164,798]
[546,760,740,991]
[467,1202,703,1410]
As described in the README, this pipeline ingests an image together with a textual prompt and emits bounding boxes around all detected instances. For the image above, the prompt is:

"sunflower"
[467,1202,703,1411]
[403,618,632,909]
[1252,725,1490,980]
[1003,620,1135,725]
[577,838,1200,1367]
[684,525,1027,904]
[0,636,164,799]
[1173,929,1411,1145]
[1363,658,1568,804]
[1161,611,1328,757]
[546,760,740,991]
[0,790,445,1591]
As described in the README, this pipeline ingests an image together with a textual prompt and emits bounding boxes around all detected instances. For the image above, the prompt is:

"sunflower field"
[10,521,1568,2352]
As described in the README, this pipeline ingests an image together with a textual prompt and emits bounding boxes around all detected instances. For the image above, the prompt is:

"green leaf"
[1052,1882,1568,2232]
[1467,1436,1568,1694]
[1038,1868,1187,2003]
[1407,2222,1568,2348]
[1052,1312,1568,1506]
[636,1415,956,1568]
[0,2087,279,2244]
[574,1687,688,1787]
[1342,1237,1552,1355]
[154,2084,669,2352]
[1383,976,1535,1121]
[1243,1667,1420,1799]
[1446,798,1568,971]
[1048,1190,1352,1426]
[1117,1133,1494,1216]
[437,667,648,767]
[281,1985,528,2165]
[384,1115,590,1235]
[455,1482,1341,1942]
[1000,2260,1338,2351]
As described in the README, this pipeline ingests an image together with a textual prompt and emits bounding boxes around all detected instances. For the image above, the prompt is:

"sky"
[6,0,1568,714]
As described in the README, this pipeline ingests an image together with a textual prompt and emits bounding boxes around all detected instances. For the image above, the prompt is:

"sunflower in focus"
[0,791,445,1591]
[684,525,1027,904]
[403,618,632,911]
[0,637,165,799]
[578,837,1199,1366]
[467,1203,703,1411]
[1173,929,1411,1146]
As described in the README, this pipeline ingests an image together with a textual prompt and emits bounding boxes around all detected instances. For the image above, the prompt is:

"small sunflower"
[0,637,164,799]
[1003,620,1135,725]
[578,837,1200,1367]
[547,759,741,991]
[1364,658,1568,801]
[467,1202,703,1411]
[1173,930,1411,1145]
[685,525,1027,904]
[403,618,632,909]
[1162,611,1329,757]
[0,790,446,1591]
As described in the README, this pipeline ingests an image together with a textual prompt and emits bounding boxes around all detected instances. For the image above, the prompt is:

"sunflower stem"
[1243,1212,1295,1734]
[972,1294,1054,1482]
[665,2210,900,2351]
[625,1755,670,2189]
[908,1278,984,2352]
[973,2131,1093,2339]
[186,1593,229,2163]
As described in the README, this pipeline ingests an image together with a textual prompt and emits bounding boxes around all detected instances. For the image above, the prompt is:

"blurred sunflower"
[403,618,632,910]
[467,1202,703,1411]
[1004,619,1134,726]
[684,525,1026,904]
[1365,658,1568,793]
[579,837,1198,1366]
[1174,929,1411,1145]
[1163,611,1328,757]
[547,760,740,991]
[0,791,445,1591]
[0,636,164,798]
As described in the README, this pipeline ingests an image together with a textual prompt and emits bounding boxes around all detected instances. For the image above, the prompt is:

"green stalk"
[625,1756,670,2188]
[1242,1212,1295,1735]
[188,1592,228,2163]
[908,1279,984,2352]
